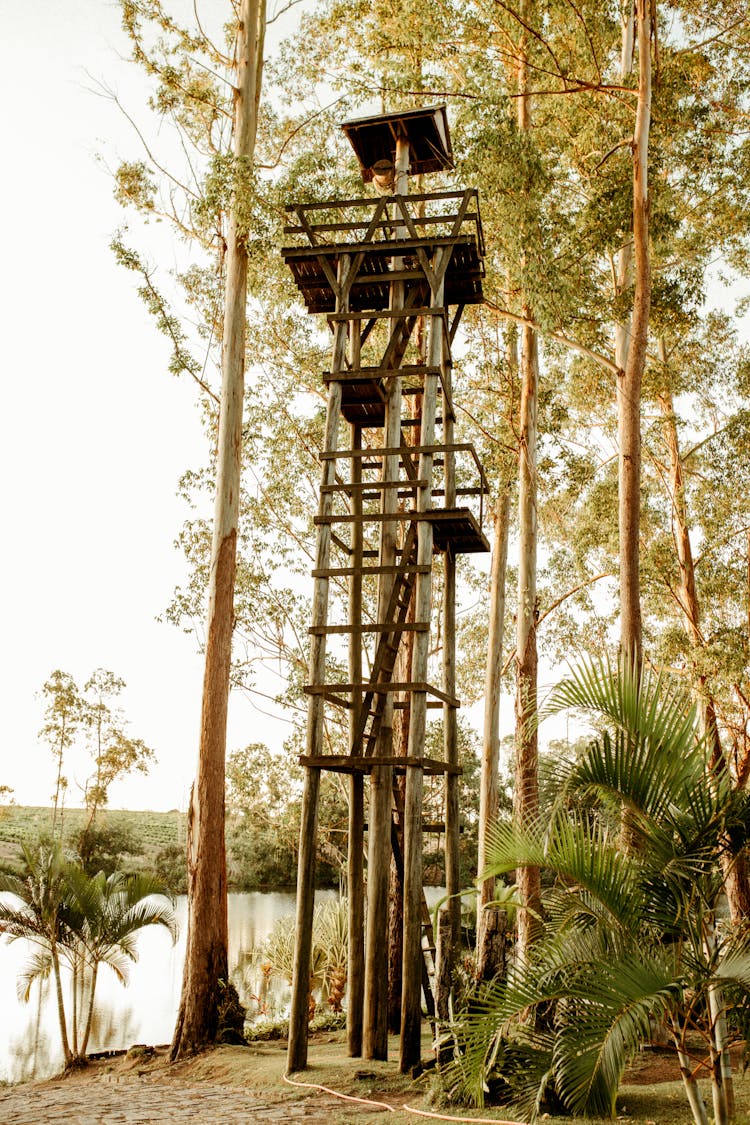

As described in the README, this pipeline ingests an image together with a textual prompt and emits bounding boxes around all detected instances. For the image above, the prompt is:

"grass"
[0,805,186,871]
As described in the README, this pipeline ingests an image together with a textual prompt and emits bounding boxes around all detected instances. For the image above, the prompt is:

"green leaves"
[448,657,750,1120]
[0,841,177,1061]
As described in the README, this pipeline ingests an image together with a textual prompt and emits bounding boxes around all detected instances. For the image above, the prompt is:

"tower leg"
[401,274,445,1073]
[363,761,392,1059]
[288,765,320,1071]
[347,420,365,1057]
[287,274,348,1073]
[347,773,365,1056]
[363,368,401,1060]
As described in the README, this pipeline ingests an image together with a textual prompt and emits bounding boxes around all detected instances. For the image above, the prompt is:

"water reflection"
[0,891,332,1084]
[1,888,444,1084]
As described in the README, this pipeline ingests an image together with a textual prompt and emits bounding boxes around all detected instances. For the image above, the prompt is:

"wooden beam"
[288,257,349,1075]
[347,420,364,1058]
[304,682,460,708]
[284,187,477,212]
[300,755,462,776]
[309,622,429,635]
[311,563,430,578]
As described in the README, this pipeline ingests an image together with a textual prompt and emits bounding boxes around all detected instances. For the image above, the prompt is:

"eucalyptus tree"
[40,671,84,835]
[39,669,154,838]
[82,668,155,828]
[114,0,268,1055]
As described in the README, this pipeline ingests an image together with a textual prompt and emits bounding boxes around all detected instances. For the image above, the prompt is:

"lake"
[0,890,334,1084]
[0,887,445,1084]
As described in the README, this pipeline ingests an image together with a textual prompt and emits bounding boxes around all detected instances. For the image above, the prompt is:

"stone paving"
[0,1077,342,1124]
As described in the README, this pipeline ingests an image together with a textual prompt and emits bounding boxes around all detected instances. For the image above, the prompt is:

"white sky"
[0,1,254,811]
[3,3,744,812]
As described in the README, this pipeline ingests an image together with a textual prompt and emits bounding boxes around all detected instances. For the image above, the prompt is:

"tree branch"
[484,300,620,375]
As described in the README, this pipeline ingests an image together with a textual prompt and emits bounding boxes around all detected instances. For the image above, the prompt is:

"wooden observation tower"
[284,106,489,1075]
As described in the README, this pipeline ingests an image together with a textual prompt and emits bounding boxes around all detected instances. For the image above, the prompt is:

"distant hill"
[0,805,186,873]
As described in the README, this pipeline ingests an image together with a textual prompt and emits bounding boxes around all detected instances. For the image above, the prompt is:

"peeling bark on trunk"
[512,4,542,963]
[514,323,542,958]
[476,906,508,984]
[618,0,651,668]
[477,487,510,970]
[658,377,750,928]
[171,0,265,1060]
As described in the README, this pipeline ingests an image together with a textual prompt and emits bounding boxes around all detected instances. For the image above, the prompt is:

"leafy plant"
[260,897,349,1019]
[0,841,177,1067]
[441,658,750,1125]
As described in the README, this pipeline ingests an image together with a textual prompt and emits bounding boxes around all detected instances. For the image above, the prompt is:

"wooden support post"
[288,259,349,1074]
[363,134,409,1061]
[363,327,402,1062]
[347,420,364,1057]
[476,906,508,983]
[441,333,461,992]
[400,264,446,1074]
[435,907,452,1021]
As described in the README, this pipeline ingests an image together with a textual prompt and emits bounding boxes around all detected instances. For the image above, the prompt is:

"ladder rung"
[321,479,427,494]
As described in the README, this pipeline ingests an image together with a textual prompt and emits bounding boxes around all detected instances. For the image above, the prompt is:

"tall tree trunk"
[657,376,720,746]
[658,373,750,926]
[618,0,651,667]
[80,962,99,1058]
[51,943,72,1066]
[52,722,67,839]
[476,485,510,970]
[513,3,542,962]
[613,1,635,375]
[171,0,265,1059]
[514,322,541,958]
[659,372,737,1113]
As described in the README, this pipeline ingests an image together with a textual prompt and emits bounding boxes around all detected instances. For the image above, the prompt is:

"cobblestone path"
[0,1077,341,1124]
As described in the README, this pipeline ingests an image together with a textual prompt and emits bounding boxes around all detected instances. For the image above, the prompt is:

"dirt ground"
[3,1032,749,1125]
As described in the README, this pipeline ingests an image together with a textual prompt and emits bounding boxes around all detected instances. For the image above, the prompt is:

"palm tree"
[443,658,750,1125]
[63,868,178,1058]
[0,843,178,1066]
[0,841,74,1065]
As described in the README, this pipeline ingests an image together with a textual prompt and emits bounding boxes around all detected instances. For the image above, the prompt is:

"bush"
[75,823,143,875]
[152,843,187,894]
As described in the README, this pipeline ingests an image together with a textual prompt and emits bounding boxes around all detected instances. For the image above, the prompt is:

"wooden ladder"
[349,521,419,758]
[349,517,439,1022]
[390,782,438,1024]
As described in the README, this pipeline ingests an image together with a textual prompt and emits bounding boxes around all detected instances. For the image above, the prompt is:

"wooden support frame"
[363,143,408,1058]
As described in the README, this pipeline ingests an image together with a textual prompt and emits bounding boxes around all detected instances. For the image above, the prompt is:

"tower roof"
[341,105,453,182]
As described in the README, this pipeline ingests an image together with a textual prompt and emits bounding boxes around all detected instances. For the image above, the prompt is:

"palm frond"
[553,952,679,1116]
[17,949,54,1002]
